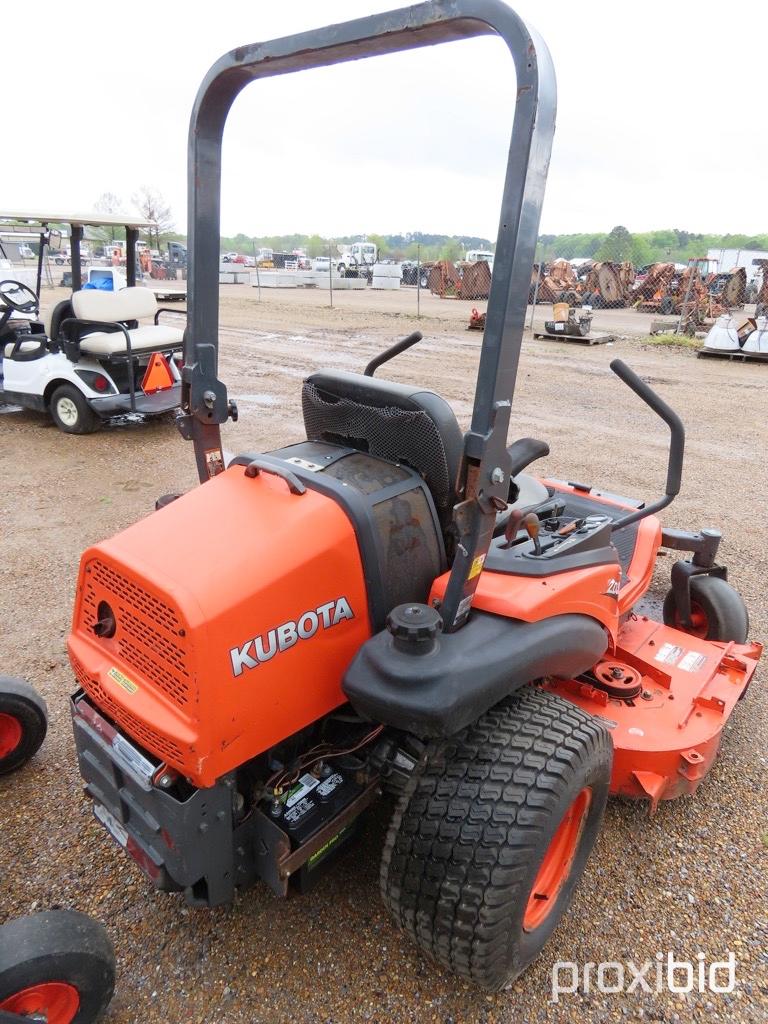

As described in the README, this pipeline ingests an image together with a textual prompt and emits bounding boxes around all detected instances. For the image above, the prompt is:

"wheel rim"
[674,600,709,639]
[0,712,23,758]
[0,982,80,1022]
[56,397,79,427]
[524,787,592,931]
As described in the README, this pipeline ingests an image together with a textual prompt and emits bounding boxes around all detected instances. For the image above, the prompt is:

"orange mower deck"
[544,616,761,810]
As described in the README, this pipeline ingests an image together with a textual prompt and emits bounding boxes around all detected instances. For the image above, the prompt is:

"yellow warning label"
[108,667,138,694]
[468,554,486,580]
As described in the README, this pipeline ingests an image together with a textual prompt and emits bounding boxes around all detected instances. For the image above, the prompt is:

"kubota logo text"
[230,597,355,677]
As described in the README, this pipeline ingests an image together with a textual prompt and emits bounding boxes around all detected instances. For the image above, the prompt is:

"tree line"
[89,191,768,266]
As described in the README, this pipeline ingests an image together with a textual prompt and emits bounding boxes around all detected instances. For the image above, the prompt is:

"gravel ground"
[0,288,766,1023]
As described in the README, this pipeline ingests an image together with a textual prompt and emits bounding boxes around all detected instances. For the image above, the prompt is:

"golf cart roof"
[0,210,156,230]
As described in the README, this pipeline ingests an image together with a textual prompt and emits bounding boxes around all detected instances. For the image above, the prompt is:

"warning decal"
[679,650,707,673]
[654,642,683,666]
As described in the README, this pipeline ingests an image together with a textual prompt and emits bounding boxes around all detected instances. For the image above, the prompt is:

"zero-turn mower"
[66,0,761,992]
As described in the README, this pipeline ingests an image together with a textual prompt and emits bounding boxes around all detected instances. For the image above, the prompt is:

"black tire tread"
[380,687,611,989]
[0,676,48,775]
[0,910,115,1023]
[50,383,99,435]
[662,575,749,643]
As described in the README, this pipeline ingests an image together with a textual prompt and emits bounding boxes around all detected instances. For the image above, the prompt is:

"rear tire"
[380,687,612,990]
[662,574,749,643]
[50,384,99,435]
[0,911,115,1023]
[0,677,47,775]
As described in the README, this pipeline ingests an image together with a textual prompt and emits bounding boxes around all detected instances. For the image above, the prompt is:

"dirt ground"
[1,284,766,1023]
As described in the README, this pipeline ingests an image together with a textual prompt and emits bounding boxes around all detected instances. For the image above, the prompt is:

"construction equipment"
[535,257,581,303]
[66,0,760,994]
[427,258,492,299]
[581,260,635,308]
[753,259,768,317]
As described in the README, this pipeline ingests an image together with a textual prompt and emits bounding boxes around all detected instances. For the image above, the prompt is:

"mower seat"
[69,287,183,357]
[302,370,463,521]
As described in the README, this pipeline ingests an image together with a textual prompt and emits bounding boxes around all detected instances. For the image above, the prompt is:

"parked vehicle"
[0,211,185,433]
[63,2,761,999]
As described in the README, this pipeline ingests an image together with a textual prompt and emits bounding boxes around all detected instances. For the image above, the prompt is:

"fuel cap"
[387,603,443,654]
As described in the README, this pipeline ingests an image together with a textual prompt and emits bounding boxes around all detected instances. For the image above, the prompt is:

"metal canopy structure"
[182,0,556,631]
[0,211,156,293]
[0,210,156,231]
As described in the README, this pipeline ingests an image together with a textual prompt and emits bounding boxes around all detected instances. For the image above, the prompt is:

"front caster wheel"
[662,575,749,643]
[0,911,115,1023]
[0,677,47,775]
[380,687,612,991]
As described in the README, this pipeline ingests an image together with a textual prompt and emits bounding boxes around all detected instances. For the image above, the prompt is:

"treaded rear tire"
[380,686,612,991]
[50,384,99,435]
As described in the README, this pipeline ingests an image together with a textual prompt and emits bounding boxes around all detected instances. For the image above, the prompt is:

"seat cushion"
[72,285,158,322]
[302,369,464,517]
[79,324,183,356]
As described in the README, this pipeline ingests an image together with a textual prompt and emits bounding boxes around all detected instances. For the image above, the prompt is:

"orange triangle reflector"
[142,353,175,394]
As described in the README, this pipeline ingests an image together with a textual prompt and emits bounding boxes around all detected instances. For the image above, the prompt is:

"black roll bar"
[183,0,556,630]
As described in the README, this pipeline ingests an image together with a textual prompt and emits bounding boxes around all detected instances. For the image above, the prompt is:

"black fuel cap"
[387,603,443,653]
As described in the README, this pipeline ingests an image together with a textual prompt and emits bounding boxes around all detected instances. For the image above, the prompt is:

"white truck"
[465,249,494,267]
[337,241,378,277]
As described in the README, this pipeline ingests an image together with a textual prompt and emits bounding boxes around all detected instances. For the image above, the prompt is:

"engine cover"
[68,462,371,787]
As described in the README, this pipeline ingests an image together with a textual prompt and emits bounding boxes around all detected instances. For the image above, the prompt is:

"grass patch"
[642,332,700,350]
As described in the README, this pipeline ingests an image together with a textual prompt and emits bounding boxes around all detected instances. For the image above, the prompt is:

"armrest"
[154,307,187,324]
[507,437,550,477]
[59,318,134,361]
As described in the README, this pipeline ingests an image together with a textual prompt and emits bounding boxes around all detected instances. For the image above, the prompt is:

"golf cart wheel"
[662,575,749,643]
[419,273,429,289]
[0,677,47,775]
[50,384,99,435]
[0,911,115,1023]
[380,687,612,991]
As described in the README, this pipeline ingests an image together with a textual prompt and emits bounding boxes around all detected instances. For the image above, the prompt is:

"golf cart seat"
[66,287,183,357]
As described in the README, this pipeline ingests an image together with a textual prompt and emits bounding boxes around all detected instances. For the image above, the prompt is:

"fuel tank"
[68,463,372,787]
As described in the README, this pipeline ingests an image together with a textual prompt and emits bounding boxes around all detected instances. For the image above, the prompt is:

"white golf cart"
[0,211,185,434]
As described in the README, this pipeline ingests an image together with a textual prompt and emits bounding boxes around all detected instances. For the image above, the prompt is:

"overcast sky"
[6,0,766,240]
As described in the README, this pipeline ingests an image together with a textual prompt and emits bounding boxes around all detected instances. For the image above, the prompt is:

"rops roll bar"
[181,0,556,631]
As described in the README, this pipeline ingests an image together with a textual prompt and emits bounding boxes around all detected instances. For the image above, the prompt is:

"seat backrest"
[71,286,157,323]
[302,370,463,519]
[46,299,73,339]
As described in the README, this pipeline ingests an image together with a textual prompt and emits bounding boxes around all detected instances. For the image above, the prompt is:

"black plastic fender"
[342,610,608,737]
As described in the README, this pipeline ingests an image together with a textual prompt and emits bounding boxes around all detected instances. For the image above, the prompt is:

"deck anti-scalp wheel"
[0,911,115,1023]
[0,677,47,776]
[380,687,612,991]
[662,575,749,643]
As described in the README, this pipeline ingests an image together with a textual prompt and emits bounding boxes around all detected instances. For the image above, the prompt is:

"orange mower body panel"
[68,466,371,787]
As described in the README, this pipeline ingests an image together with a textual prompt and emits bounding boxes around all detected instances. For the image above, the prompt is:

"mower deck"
[544,616,760,811]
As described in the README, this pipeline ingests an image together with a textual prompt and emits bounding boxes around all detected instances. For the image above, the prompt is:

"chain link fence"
[528,234,767,338]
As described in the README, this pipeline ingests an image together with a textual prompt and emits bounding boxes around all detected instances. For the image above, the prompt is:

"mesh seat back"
[302,371,463,519]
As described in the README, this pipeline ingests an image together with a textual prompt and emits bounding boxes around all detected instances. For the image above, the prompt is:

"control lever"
[501,510,542,553]
[522,512,542,555]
